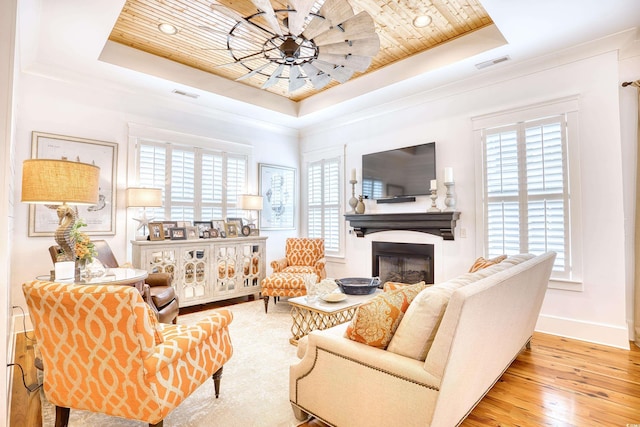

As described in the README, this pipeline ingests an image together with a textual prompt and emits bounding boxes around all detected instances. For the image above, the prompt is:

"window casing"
[137,140,247,222]
[473,96,582,284]
[306,156,343,256]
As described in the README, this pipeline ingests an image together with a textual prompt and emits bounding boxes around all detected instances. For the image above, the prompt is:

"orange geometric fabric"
[22,280,233,425]
[468,254,507,272]
[271,238,326,280]
[261,272,308,298]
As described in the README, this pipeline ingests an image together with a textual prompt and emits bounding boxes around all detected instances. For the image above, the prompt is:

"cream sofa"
[289,252,556,426]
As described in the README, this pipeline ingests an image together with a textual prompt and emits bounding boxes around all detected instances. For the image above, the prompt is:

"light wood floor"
[10,330,640,426]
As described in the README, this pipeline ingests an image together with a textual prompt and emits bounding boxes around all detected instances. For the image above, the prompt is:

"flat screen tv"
[362,142,436,201]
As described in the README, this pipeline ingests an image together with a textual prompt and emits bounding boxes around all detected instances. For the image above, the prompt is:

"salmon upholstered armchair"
[23,280,233,427]
[270,238,326,279]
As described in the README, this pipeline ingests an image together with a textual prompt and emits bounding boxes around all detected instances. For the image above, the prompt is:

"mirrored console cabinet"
[132,237,267,307]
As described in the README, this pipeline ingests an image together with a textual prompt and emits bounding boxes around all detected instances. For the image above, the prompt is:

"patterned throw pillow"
[345,281,427,348]
[468,255,507,273]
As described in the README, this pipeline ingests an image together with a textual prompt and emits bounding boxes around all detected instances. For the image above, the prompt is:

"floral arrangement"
[71,219,97,262]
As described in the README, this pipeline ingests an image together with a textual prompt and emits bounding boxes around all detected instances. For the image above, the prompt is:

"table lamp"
[126,187,163,239]
[21,159,100,266]
[238,194,263,228]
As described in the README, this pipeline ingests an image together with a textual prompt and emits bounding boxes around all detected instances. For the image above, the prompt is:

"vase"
[355,195,366,214]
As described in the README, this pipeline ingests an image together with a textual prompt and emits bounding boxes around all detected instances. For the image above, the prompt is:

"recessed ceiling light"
[413,15,432,28]
[158,23,178,35]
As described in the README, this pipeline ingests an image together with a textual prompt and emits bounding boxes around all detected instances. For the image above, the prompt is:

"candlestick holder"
[349,179,358,212]
[444,182,457,212]
[428,189,440,212]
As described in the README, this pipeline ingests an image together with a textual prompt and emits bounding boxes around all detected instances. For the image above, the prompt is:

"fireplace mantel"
[345,212,460,240]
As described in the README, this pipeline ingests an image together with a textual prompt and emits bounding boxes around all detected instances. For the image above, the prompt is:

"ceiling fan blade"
[302,16,331,41]
[317,53,372,72]
[317,37,380,57]
[313,12,377,46]
[301,62,321,78]
[309,73,332,90]
[236,62,272,81]
[289,65,306,92]
[251,0,283,36]
[319,0,354,28]
[287,0,316,36]
[262,64,285,88]
[311,60,354,83]
[211,4,271,38]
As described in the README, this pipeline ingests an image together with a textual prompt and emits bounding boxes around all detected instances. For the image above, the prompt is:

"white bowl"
[322,293,347,303]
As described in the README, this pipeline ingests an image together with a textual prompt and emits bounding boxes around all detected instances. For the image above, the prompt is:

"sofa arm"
[290,325,440,426]
[270,258,288,273]
[313,257,326,280]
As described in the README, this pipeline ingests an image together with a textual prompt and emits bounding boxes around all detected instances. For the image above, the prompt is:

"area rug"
[41,299,306,426]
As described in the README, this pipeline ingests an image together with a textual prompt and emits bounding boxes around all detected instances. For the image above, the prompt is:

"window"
[481,114,572,279]
[306,156,342,255]
[137,140,247,222]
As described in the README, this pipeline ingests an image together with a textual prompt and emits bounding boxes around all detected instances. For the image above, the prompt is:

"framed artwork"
[225,221,239,238]
[186,226,199,240]
[211,219,226,234]
[149,222,164,241]
[259,163,295,230]
[177,221,192,227]
[241,225,251,237]
[226,217,243,231]
[162,221,178,238]
[170,227,187,240]
[193,221,212,238]
[209,228,219,238]
[29,131,117,236]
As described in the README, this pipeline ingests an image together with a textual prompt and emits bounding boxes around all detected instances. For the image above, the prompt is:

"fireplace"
[372,242,434,284]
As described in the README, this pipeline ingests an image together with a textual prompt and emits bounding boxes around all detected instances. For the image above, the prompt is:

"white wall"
[301,49,632,348]
[11,71,300,310]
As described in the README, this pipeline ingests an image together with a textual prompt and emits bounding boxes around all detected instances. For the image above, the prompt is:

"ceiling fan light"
[158,23,178,35]
[413,15,432,28]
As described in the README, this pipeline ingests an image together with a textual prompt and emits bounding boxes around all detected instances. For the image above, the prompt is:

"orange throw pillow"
[345,281,426,349]
[468,255,507,273]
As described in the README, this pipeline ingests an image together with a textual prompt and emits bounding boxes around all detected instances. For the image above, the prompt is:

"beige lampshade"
[21,159,100,205]
[238,194,263,211]
[126,187,163,207]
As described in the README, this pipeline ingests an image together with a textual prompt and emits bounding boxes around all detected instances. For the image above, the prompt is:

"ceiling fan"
[201,0,380,93]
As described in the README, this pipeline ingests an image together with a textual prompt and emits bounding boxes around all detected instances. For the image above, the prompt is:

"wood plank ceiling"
[108,0,493,101]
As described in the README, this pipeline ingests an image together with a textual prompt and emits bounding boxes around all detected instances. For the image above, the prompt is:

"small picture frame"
[177,221,192,227]
[186,226,199,240]
[202,230,211,239]
[149,222,164,241]
[162,221,178,238]
[194,221,212,238]
[241,225,251,237]
[249,224,260,236]
[170,227,187,240]
[211,219,226,235]
[210,228,219,238]
[225,221,239,238]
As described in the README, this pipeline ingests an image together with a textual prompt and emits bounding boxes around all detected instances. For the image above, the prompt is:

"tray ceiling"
[108,0,493,102]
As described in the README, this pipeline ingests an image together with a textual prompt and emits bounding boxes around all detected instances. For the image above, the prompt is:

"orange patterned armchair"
[270,238,326,279]
[23,280,233,427]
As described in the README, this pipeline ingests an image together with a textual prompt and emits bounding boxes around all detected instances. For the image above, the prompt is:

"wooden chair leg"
[149,421,163,427]
[212,367,223,398]
[263,295,269,313]
[54,406,70,427]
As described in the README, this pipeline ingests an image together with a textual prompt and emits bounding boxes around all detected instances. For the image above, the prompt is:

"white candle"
[351,168,356,181]
[430,179,437,190]
[444,167,454,183]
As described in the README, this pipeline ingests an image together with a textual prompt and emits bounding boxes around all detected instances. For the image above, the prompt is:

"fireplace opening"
[372,242,434,285]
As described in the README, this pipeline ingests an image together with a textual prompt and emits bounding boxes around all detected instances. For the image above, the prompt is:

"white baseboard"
[535,314,630,350]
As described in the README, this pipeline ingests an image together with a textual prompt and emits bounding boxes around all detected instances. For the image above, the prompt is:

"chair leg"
[54,406,70,427]
[149,421,163,427]
[212,367,223,398]
[263,295,269,313]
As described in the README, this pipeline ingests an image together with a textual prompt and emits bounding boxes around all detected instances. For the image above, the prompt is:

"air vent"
[172,89,199,99]
[475,55,511,70]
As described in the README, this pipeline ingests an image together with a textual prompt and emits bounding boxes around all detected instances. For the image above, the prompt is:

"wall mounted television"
[362,142,436,202]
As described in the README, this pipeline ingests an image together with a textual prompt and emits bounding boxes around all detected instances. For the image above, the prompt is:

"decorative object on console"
[349,169,358,212]
[336,277,381,295]
[126,187,163,240]
[21,159,100,263]
[443,167,457,212]
[199,0,380,93]
[428,179,440,212]
[238,194,263,231]
[355,195,366,214]
[149,222,164,241]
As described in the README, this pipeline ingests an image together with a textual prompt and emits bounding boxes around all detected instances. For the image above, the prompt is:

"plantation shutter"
[484,115,569,276]
[138,143,167,221]
[307,157,341,253]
